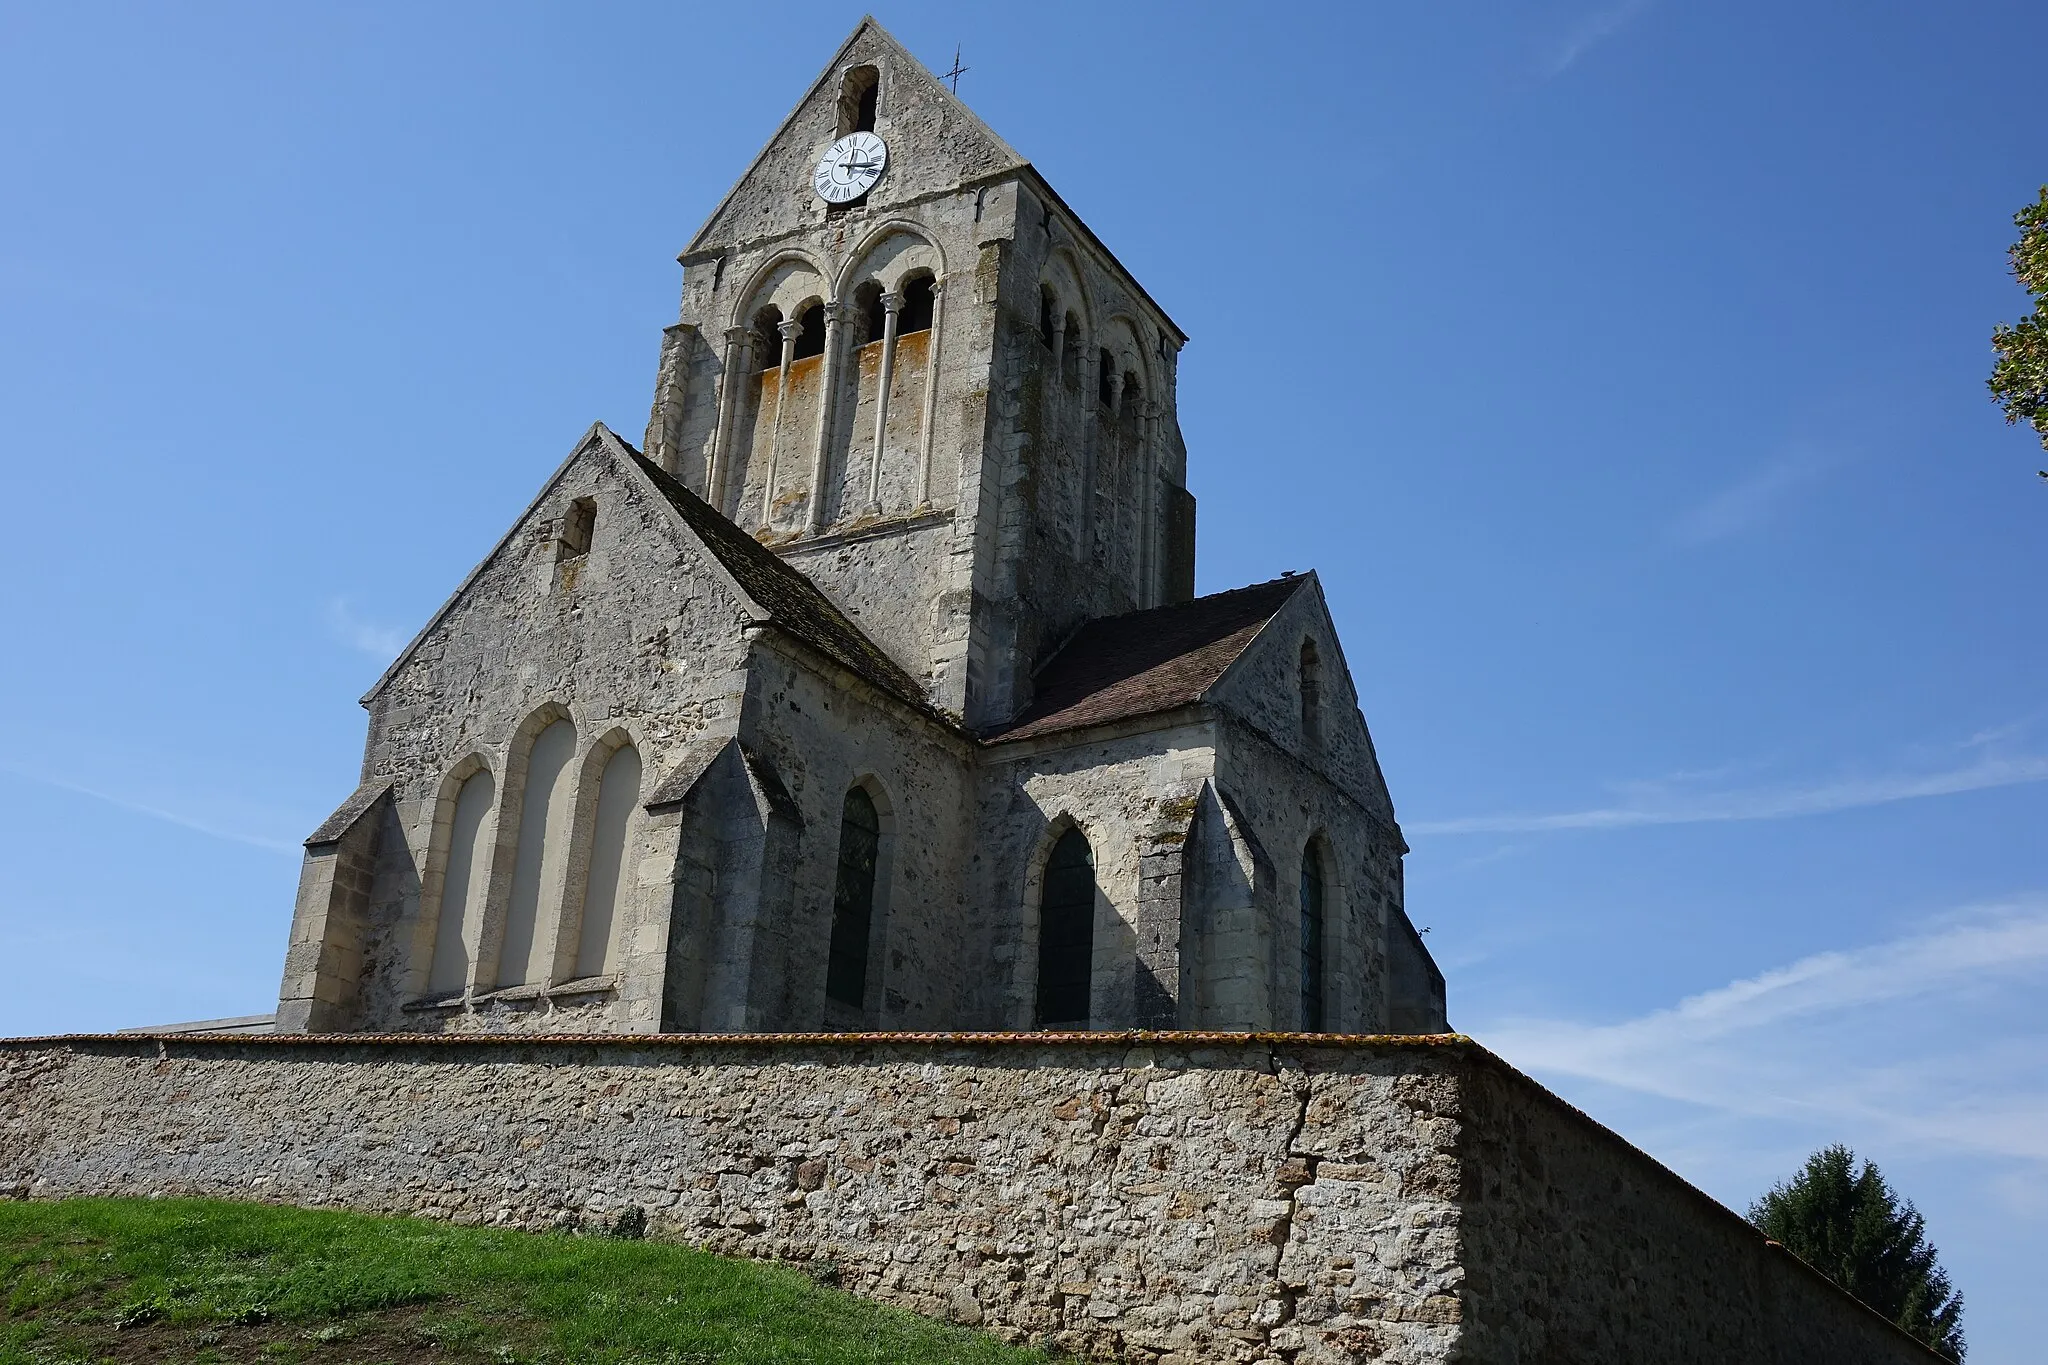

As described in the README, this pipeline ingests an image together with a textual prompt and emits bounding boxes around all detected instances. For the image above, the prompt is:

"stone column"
[1079,344,1099,552]
[866,290,903,514]
[807,301,847,534]
[1099,366,1124,563]
[917,276,947,506]
[707,325,749,513]
[760,318,802,530]
[1137,400,1158,607]
[1050,310,1068,378]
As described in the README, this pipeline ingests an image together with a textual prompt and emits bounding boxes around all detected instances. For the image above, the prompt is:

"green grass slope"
[0,1198,1059,1364]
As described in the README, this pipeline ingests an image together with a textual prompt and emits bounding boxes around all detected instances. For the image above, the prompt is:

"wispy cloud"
[1479,897,2048,1164]
[1666,445,1841,547]
[325,597,407,660]
[1410,749,2048,835]
[1540,0,1653,80]
[0,765,299,853]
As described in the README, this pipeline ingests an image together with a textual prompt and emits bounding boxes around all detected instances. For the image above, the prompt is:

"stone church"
[277,18,1446,1040]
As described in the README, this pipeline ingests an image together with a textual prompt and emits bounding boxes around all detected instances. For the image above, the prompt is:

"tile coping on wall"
[0,1030,1474,1050]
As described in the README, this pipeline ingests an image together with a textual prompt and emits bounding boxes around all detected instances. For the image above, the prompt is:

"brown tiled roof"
[988,577,1305,743]
[629,451,932,715]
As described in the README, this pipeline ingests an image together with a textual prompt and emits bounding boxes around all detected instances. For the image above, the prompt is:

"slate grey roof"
[987,577,1307,743]
[629,452,933,716]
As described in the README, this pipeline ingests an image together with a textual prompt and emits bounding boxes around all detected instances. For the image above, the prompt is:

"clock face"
[812,132,887,204]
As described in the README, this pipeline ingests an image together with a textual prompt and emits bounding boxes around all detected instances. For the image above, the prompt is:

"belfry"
[276,17,1446,1038]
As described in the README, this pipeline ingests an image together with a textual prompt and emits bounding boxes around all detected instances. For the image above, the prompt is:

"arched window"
[827,786,882,1007]
[855,280,887,344]
[427,767,494,996]
[574,743,640,979]
[498,717,577,987]
[898,273,935,334]
[1038,287,1057,348]
[1300,639,1323,746]
[792,302,827,361]
[1035,827,1096,1027]
[754,306,784,372]
[1300,842,1326,1032]
[837,65,879,136]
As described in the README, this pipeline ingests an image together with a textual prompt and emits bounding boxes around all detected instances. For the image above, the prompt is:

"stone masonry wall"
[0,1033,1938,1365]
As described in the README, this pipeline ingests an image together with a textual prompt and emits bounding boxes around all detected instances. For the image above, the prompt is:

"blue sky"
[1,1,2042,1356]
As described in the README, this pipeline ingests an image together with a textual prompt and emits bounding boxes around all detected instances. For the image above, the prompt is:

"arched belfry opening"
[837,65,879,135]
[856,280,887,343]
[793,302,827,361]
[898,273,935,335]
[1035,827,1096,1028]
[753,306,784,372]
[1039,287,1058,348]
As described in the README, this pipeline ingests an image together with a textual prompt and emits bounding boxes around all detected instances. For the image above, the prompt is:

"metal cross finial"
[941,43,969,94]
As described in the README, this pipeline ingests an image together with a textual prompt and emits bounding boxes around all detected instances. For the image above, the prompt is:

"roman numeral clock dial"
[812,132,887,204]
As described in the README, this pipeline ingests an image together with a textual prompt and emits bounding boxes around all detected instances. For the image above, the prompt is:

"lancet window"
[1035,827,1096,1028]
[1300,841,1327,1033]
[827,786,882,1008]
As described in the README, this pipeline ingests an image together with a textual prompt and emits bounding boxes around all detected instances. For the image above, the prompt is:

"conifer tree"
[1749,1145,1965,1361]
[1988,185,2048,472]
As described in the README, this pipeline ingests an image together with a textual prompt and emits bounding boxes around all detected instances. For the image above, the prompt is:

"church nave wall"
[281,437,758,1035]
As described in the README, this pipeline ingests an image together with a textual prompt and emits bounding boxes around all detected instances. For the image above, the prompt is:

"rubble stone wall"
[0,1034,1939,1365]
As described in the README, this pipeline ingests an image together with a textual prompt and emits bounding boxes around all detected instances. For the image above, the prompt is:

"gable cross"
[941,44,969,94]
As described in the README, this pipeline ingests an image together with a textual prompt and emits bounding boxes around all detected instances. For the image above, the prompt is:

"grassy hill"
[0,1197,1060,1364]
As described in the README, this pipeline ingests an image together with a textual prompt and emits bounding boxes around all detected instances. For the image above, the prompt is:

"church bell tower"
[641,18,1195,730]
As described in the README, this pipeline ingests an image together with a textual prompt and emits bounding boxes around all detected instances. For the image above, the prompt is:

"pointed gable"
[683,18,1026,258]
